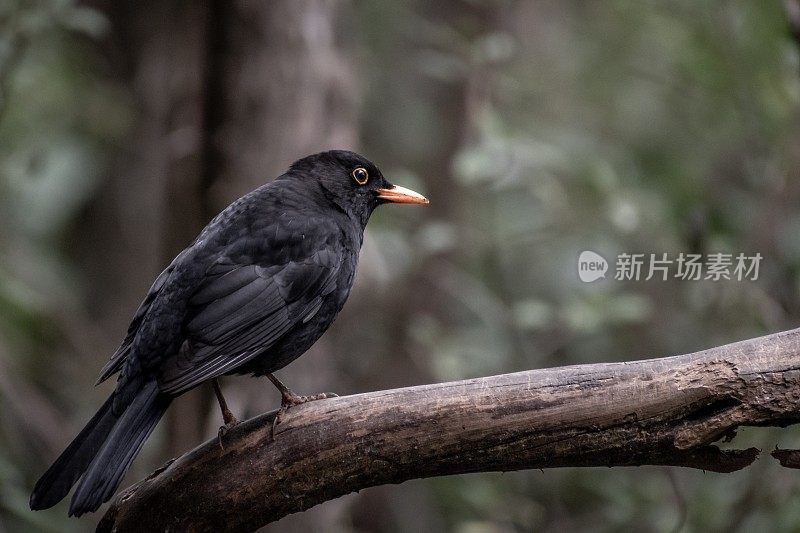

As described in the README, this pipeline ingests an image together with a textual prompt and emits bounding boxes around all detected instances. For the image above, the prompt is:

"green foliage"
[0,0,129,529]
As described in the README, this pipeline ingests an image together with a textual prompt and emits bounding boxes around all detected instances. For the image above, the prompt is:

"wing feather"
[96,259,178,384]
[158,248,340,395]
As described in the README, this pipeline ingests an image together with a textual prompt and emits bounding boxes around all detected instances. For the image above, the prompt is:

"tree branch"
[98,328,800,532]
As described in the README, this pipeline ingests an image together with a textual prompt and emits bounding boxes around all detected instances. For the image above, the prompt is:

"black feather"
[31,150,422,514]
[69,382,169,516]
[29,395,117,510]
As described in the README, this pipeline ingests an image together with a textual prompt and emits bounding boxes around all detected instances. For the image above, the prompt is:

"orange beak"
[375,184,429,205]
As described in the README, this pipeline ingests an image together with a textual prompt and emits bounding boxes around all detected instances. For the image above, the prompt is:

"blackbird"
[29,150,428,516]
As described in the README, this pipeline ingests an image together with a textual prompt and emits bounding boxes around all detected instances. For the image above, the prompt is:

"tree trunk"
[81,0,358,475]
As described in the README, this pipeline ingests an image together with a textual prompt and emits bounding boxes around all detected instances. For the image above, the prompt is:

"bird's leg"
[267,373,339,407]
[267,373,338,441]
[212,378,239,425]
[267,373,305,406]
[211,378,239,451]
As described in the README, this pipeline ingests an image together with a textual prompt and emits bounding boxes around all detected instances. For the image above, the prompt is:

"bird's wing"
[95,251,185,384]
[157,245,341,395]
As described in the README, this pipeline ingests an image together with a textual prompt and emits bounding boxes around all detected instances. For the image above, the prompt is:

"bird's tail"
[30,380,170,516]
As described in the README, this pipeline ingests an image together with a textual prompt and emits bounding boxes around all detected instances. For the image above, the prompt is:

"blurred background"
[2,0,800,531]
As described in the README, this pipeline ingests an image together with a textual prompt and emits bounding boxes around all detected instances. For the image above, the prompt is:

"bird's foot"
[266,373,339,442]
[281,390,339,408]
[269,390,339,442]
[217,416,240,452]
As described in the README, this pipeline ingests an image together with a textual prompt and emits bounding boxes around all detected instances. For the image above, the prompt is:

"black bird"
[29,150,428,516]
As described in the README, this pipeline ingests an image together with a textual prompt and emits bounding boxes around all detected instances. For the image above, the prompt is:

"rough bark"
[93,327,800,532]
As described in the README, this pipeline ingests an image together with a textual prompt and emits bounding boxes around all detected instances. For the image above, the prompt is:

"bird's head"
[288,150,428,226]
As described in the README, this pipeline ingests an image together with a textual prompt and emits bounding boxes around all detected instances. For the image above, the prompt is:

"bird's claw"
[281,391,338,408]
[217,417,240,452]
[270,391,339,442]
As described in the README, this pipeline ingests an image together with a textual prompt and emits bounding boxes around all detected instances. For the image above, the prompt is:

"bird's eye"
[352,167,369,185]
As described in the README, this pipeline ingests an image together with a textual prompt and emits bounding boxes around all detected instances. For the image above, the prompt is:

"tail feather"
[30,395,117,510]
[30,380,170,516]
[69,382,169,516]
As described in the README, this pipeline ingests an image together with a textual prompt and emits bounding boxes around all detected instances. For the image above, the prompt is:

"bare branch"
[99,328,800,532]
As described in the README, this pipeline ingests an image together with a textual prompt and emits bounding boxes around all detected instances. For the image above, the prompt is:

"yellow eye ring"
[352,167,369,185]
